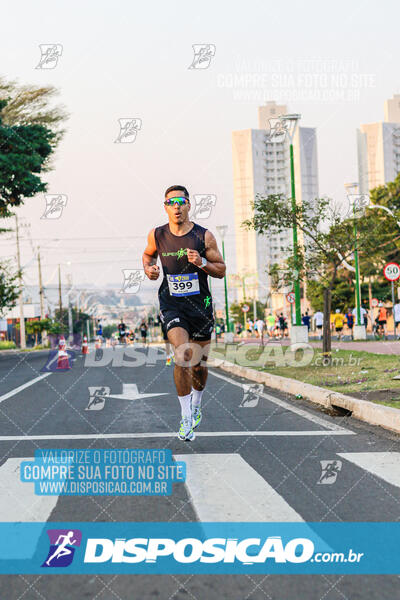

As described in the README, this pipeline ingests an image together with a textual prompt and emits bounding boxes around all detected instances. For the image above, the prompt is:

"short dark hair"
[164,184,189,199]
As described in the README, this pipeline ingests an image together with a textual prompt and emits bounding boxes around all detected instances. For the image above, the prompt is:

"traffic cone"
[57,336,71,370]
[95,337,102,349]
[82,335,89,355]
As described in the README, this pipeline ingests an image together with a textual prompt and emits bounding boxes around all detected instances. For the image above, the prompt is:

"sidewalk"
[230,336,400,355]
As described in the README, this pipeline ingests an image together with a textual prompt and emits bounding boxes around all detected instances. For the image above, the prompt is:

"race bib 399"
[167,273,200,296]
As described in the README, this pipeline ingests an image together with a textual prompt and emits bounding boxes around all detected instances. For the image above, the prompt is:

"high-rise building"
[357,95,400,193]
[232,102,319,303]
[384,94,400,123]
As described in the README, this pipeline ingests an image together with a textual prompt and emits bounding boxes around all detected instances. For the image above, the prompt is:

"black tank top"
[154,222,212,312]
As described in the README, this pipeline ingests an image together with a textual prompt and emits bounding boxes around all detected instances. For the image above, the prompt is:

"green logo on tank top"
[161,247,188,259]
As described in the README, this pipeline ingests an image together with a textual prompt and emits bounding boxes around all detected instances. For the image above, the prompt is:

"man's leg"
[191,339,211,391]
[167,326,197,440]
[167,326,192,395]
[190,339,211,430]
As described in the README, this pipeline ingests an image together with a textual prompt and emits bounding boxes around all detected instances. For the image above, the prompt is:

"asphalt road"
[0,346,399,599]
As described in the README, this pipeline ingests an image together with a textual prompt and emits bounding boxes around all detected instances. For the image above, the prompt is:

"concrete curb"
[209,358,400,436]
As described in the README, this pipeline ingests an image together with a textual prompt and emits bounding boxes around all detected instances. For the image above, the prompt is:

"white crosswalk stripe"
[174,453,303,522]
[0,458,58,522]
[2,451,399,553]
[0,458,59,558]
[337,452,400,488]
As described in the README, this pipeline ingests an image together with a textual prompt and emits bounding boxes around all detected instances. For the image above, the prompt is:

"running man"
[313,310,324,340]
[143,185,226,441]
[140,321,148,345]
[266,313,276,338]
[376,302,388,339]
[255,317,265,345]
[332,309,345,340]
[394,299,400,339]
[45,531,77,566]
[118,319,127,344]
[345,308,354,339]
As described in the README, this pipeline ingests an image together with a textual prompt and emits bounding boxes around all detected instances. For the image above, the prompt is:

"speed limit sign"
[383,262,400,282]
[286,292,295,304]
[371,297,379,307]
[242,304,250,313]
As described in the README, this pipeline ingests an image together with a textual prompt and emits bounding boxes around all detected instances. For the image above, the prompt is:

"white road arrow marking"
[107,383,168,401]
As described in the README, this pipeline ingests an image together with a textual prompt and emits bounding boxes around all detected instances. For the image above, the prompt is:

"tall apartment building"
[232,102,319,303]
[357,95,400,194]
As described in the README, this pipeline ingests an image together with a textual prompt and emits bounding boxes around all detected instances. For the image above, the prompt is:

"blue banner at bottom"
[0,522,398,574]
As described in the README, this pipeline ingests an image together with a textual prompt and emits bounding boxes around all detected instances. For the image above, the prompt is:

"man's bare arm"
[142,229,160,280]
[186,230,226,279]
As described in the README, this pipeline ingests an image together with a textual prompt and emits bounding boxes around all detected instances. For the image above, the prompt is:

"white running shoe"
[178,417,195,441]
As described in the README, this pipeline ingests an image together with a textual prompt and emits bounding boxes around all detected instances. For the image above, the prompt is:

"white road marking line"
[0,430,354,441]
[174,453,303,522]
[338,452,400,488]
[210,370,351,433]
[107,383,168,401]
[0,457,59,558]
[0,373,52,405]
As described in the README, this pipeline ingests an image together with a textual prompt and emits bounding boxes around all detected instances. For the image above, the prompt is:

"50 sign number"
[383,262,400,282]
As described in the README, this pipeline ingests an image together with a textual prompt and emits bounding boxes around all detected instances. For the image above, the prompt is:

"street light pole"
[216,226,230,333]
[353,215,362,327]
[289,142,301,327]
[344,183,362,327]
[15,215,26,349]
[278,113,308,343]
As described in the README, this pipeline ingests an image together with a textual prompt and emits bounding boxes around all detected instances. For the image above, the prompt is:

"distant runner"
[118,319,127,344]
[143,185,226,441]
[332,309,345,340]
[140,321,148,345]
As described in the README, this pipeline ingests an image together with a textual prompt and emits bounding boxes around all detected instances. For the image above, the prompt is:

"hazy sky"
[1,0,399,309]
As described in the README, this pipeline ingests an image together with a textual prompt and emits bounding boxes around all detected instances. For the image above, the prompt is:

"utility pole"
[38,248,45,319]
[15,215,26,349]
[38,247,47,346]
[58,264,62,321]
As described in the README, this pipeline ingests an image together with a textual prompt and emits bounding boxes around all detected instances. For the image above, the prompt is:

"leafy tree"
[243,194,380,356]
[103,324,118,338]
[47,320,68,335]
[0,99,56,217]
[0,261,20,316]
[54,308,91,335]
[26,320,44,346]
[0,76,67,151]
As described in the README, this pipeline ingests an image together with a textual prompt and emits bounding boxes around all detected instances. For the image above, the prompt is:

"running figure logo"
[36,44,63,69]
[42,529,82,567]
[317,460,342,485]
[203,295,211,308]
[239,383,263,408]
[86,386,110,411]
[177,248,187,259]
[266,118,289,143]
[346,194,370,219]
[188,44,216,69]
[115,118,142,143]
[191,194,216,219]
[41,194,68,219]
[121,269,145,294]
